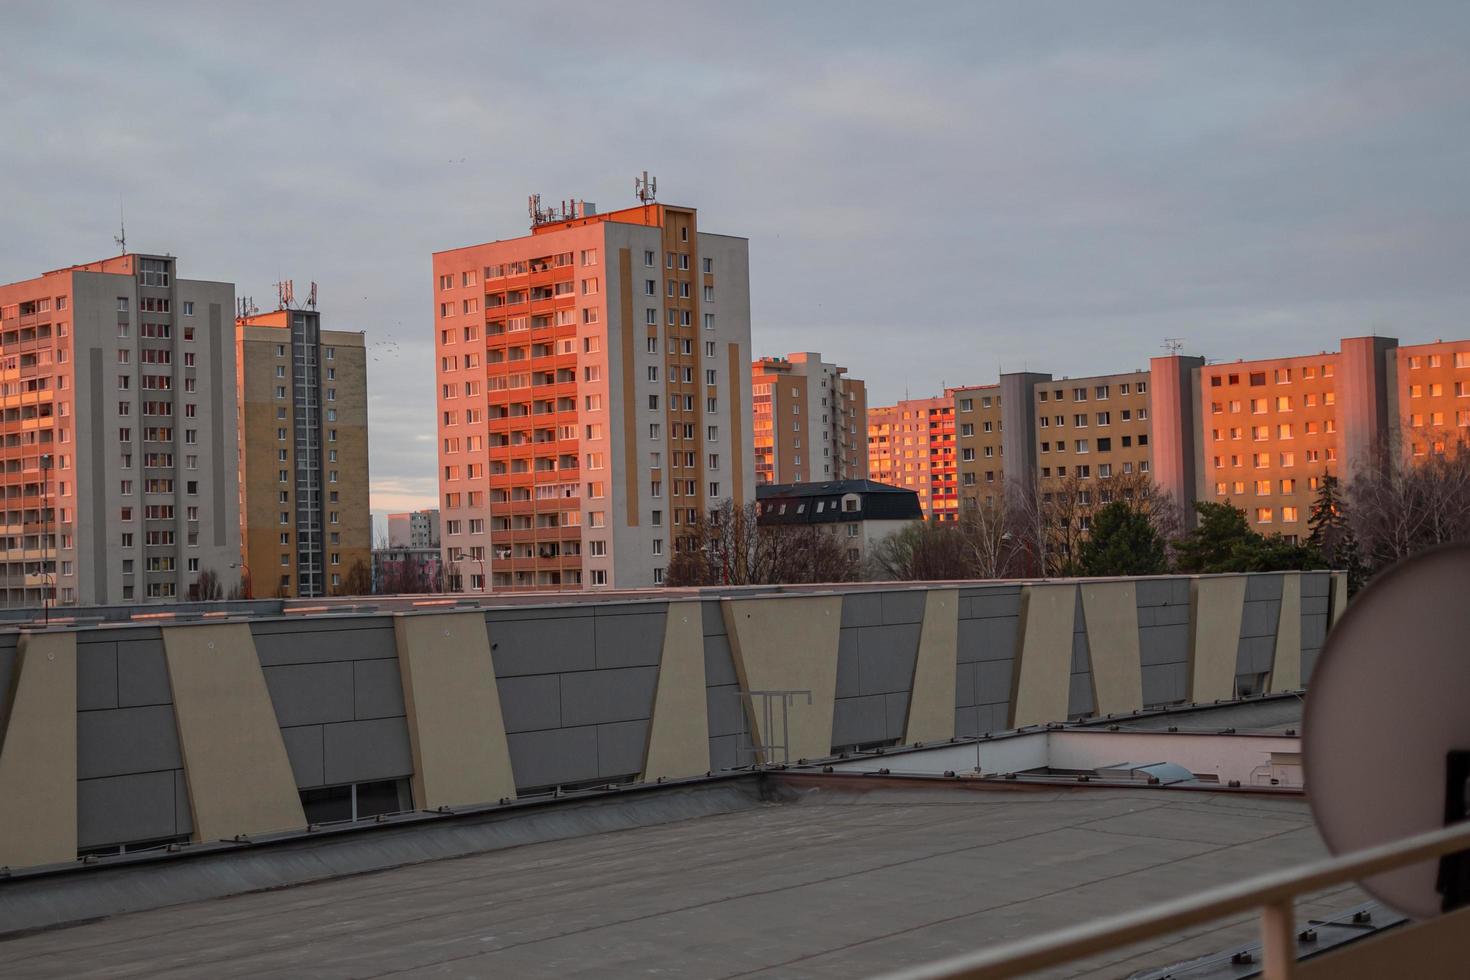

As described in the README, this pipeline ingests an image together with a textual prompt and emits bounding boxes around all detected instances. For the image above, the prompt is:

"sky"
[4,2,1469,526]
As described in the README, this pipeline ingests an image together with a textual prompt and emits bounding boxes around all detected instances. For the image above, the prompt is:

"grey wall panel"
[77,771,178,848]
[77,642,119,711]
[974,660,1013,705]
[281,725,326,789]
[703,634,738,687]
[1068,592,1094,718]
[956,616,1020,664]
[507,726,599,789]
[884,691,909,741]
[252,623,397,667]
[321,718,413,786]
[1240,600,1282,637]
[880,590,928,626]
[960,589,1023,621]
[955,661,978,709]
[352,659,407,720]
[596,720,649,778]
[708,734,739,771]
[0,647,14,734]
[832,695,887,747]
[977,703,1010,734]
[262,662,355,728]
[857,624,921,695]
[955,705,980,738]
[1139,624,1190,666]
[1134,580,1174,606]
[117,639,173,707]
[841,593,881,629]
[560,667,657,727]
[835,630,860,698]
[700,600,726,636]
[497,674,562,734]
[593,609,667,669]
[706,684,744,739]
[174,769,192,836]
[1245,575,1284,601]
[77,705,182,780]
[488,616,596,677]
[1301,572,1331,597]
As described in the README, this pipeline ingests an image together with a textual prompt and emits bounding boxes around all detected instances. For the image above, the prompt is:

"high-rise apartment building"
[0,254,240,605]
[432,195,752,590]
[1027,370,1154,492]
[953,384,1004,510]
[387,508,440,548]
[236,307,370,597]
[752,352,866,485]
[866,395,958,521]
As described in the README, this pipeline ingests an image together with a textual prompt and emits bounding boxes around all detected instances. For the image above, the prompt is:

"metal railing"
[879,819,1470,980]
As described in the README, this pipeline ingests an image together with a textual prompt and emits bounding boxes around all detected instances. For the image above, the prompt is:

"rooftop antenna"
[275,279,295,310]
[114,205,127,255]
[635,171,657,204]
[307,282,318,310]
[1162,337,1185,355]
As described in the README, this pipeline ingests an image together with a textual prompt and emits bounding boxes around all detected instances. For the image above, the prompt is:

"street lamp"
[229,561,252,600]
[39,453,52,625]
[450,550,485,593]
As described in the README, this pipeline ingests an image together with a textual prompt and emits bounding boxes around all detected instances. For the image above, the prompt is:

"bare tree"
[190,568,224,601]
[1348,434,1470,574]
[665,501,862,586]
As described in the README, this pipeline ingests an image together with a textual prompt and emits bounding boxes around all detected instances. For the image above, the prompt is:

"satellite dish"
[1303,544,1470,919]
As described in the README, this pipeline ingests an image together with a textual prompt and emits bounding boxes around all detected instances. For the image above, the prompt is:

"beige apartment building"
[237,308,370,597]
[752,352,866,485]
[953,384,1005,511]
[431,195,753,591]
[0,253,241,605]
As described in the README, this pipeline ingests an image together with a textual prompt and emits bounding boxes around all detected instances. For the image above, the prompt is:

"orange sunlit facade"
[432,197,752,591]
[1396,339,1470,459]
[867,395,958,521]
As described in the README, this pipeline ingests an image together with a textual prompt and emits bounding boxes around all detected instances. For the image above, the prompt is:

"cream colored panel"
[1011,583,1077,727]
[642,601,710,781]
[904,588,957,745]
[1270,572,1302,693]
[1331,570,1349,628]
[1190,576,1246,703]
[394,612,515,808]
[1080,580,1143,715]
[722,594,842,762]
[0,632,77,868]
[162,623,306,840]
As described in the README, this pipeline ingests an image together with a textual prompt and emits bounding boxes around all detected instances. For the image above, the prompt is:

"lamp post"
[450,550,485,593]
[229,561,252,600]
[39,453,52,625]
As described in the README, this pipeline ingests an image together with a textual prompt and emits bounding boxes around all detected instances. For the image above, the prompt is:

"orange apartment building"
[236,306,371,597]
[0,254,241,606]
[431,194,753,591]
[1393,338,1470,459]
[752,352,866,485]
[866,395,958,521]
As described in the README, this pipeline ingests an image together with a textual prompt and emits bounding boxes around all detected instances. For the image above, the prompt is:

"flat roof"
[2,776,1361,979]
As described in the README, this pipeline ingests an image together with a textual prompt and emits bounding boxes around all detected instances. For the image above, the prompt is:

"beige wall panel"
[1270,572,1303,693]
[394,612,515,808]
[905,588,958,744]
[642,601,710,781]
[162,623,306,840]
[721,594,842,762]
[1297,901,1470,980]
[1011,583,1077,727]
[1190,576,1247,703]
[0,632,77,868]
[1331,570,1349,628]
[1080,580,1143,715]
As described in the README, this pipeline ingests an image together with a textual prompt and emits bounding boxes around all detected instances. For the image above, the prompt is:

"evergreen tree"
[1172,501,1255,573]
[1079,501,1167,576]
[1306,474,1365,590]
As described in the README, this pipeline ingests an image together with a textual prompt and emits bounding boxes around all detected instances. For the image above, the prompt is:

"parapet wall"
[0,571,1344,870]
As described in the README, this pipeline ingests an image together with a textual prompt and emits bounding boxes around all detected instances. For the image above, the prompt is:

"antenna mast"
[635,171,658,204]
[1162,337,1185,355]
[114,206,127,255]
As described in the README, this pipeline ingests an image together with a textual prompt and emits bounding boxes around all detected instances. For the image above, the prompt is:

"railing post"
[1260,898,1297,979]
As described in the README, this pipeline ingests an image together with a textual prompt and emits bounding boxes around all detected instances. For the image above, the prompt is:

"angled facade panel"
[642,601,710,781]
[904,588,958,744]
[1190,576,1247,703]
[1011,583,1077,727]
[1080,580,1144,716]
[0,632,77,867]
[1270,572,1303,692]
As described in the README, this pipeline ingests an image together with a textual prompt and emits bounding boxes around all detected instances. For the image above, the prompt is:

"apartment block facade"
[432,199,753,591]
[0,254,241,605]
[386,508,440,548]
[866,395,958,521]
[237,308,370,597]
[953,384,1004,510]
[752,352,866,485]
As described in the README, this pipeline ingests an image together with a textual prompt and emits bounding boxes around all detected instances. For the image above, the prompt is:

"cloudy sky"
[5,2,1468,524]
